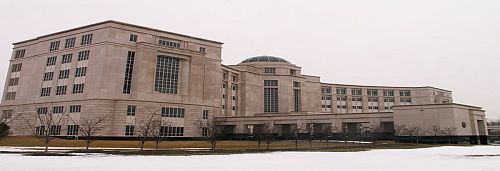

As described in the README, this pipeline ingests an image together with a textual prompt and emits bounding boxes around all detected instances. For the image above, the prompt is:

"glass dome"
[240,55,291,64]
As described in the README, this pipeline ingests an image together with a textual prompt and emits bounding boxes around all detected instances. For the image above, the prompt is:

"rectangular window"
[35,126,45,135]
[72,84,84,94]
[232,75,238,82]
[127,105,136,116]
[367,89,378,96]
[123,51,135,94]
[264,67,276,74]
[321,87,332,94]
[336,88,347,94]
[53,106,64,114]
[352,97,362,101]
[37,107,48,115]
[293,89,301,112]
[11,63,22,72]
[203,110,209,119]
[43,72,54,81]
[384,98,395,102]
[154,56,180,94]
[67,125,79,135]
[59,69,70,79]
[232,85,237,90]
[368,98,379,102]
[41,87,51,97]
[336,96,347,101]
[8,78,19,86]
[383,90,394,96]
[400,90,411,97]
[264,80,278,86]
[202,127,208,137]
[129,34,138,42]
[160,126,184,137]
[78,50,90,61]
[161,107,185,118]
[290,69,296,76]
[5,92,16,100]
[64,37,76,48]
[69,105,81,113]
[125,125,134,136]
[2,110,13,119]
[158,39,181,48]
[14,49,25,58]
[199,47,206,52]
[293,81,301,88]
[75,67,87,77]
[49,41,60,51]
[46,56,57,66]
[56,85,67,95]
[49,125,61,135]
[400,97,412,103]
[351,89,362,96]
[264,88,278,113]
[81,34,93,45]
[62,54,73,64]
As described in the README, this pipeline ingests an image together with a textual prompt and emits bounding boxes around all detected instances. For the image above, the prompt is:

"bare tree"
[194,117,226,151]
[394,124,406,143]
[321,124,333,147]
[24,104,69,152]
[368,124,383,145]
[0,109,23,140]
[71,113,110,151]
[407,125,423,144]
[442,127,457,144]
[150,116,171,152]
[304,121,316,148]
[431,126,442,144]
[290,122,307,149]
[254,120,278,150]
[136,111,159,151]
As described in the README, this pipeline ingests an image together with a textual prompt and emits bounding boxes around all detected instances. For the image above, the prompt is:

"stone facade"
[0,21,488,143]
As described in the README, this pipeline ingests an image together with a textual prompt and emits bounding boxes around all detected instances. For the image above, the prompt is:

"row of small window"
[43,67,86,81]
[34,125,79,136]
[11,63,22,72]
[158,39,181,48]
[264,67,298,76]
[126,106,189,118]
[222,105,237,111]
[222,94,237,100]
[124,125,184,137]
[40,84,84,96]
[46,50,90,66]
[332,96,410,103]
[37,105,81,114]
[48,34,93,52]
[222,83,238,90]
[321,87,411,97]
[222,72,238,82]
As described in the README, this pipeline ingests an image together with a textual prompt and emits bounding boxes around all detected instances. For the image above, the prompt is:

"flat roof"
[393,103,482,109]
[13,20,224,45]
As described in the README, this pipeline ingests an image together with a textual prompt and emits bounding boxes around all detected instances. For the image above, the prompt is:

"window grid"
[56,85,67,95]
[129,34,138,42]
[67,125,79,135]
[127,105,136,116]
[64,37,76,48]
[8,78,19,86]
[123,51,135,94]
[125,125,135,136]
[158,39,181,48]
[81,34,93,45]
[161,107,185,118]
[160,126,184,137]
[154,56,180,94]
[53,106,64,113]
[41,87,51,97]
[46,56,57,66]
[5,92,16,100]
[43,72,54,81]
[75,67,87,77]
[59,69,70,79]
[69,105,81,113]
[78,50,90,61]
[37,107,48,115]
[72,84,84,94]
[49,41,60,51]
[264,67,276,74]
[14,49,25,58]
[11,63,22,72]
[62,54,73,64]
[203,110,209,119]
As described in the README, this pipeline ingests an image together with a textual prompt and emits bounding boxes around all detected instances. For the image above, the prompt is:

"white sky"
[0,0,499,119]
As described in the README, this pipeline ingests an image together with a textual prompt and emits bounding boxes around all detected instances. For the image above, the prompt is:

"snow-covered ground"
[0,146,499,171]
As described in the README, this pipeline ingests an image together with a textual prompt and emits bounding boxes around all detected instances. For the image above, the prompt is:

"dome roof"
[240,55,291,64]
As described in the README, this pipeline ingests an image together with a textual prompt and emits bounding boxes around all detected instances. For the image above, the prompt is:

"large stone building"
[0,21,488,144]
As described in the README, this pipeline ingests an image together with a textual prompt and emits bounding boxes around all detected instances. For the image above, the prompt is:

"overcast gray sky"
[1,0,499,119]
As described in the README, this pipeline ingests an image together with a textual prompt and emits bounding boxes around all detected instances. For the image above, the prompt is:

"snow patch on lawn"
[0,146,499,171]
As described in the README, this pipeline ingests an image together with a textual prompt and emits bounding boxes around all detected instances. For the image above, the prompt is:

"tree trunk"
[295,139,298,149]
[44,135,49,152]
[155,141,159,152]
[85,139,91,151]
[140,139,145,151]
[448,136,451,144]
[266,139,270,150]
[309,139,312,148]
[326,139,329,147]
